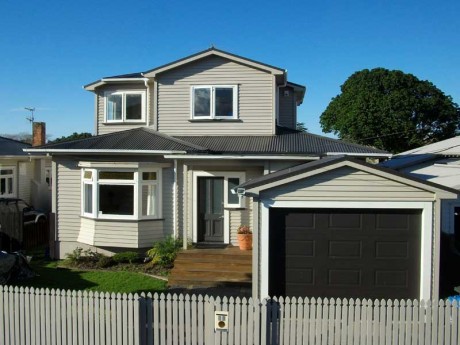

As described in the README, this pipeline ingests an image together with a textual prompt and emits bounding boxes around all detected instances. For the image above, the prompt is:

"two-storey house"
[28,48,458,300]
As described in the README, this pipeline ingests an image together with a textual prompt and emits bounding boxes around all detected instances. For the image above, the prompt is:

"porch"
[168,246,252,288]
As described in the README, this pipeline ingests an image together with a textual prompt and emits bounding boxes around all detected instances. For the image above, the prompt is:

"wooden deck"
[168,246,252,288]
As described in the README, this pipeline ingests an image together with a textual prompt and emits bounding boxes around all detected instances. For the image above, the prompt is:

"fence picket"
[445,300,451,345]
[451,300,458,345]
[1,286,460,345]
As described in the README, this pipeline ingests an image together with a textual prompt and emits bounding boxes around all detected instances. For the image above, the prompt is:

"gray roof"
[34,128,207,152]
[175,131,388,155]
[0,136,31,156]
[29,127,389,157]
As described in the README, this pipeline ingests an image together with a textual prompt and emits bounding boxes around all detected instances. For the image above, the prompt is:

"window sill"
[188,119,242,123]
[80,216,164,222]
[103,121,146,125]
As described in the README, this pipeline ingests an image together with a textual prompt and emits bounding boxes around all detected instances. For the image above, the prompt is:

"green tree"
[49,132,93,144]
[320,68,459,153]
[296,122,308,132]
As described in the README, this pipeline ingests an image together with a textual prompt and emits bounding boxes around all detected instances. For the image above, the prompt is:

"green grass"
[11,258,167,294]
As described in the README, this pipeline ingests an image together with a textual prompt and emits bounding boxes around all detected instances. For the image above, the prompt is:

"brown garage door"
[269,208,422,299]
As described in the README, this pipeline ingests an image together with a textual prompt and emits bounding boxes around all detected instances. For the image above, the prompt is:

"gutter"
[326,152,392,158]
[163,154,320,160]
[24,149,187,155]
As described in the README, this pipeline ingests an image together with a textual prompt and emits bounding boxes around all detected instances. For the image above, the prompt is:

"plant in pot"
[237,225,252,250]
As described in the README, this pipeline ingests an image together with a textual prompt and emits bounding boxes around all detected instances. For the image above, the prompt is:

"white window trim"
[191,171,246,244]
[104,90,146,123]
[0,166,16,198]
[81,167,162,221]
[190,85,238,119]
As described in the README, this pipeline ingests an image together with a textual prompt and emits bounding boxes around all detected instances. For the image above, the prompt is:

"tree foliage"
[320,68,459,153]
[296,122,308,132]
[49,132,93,144]
[1,132,33,144]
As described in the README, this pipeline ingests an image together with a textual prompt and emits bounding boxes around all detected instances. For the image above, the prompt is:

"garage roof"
[237,156,459,197]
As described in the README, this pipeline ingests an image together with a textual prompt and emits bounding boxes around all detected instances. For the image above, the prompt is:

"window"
[82,168,161,220]
[0,167,15,197]
[191,85,238,119]
[105,91,145,122]
[224,173,245,208]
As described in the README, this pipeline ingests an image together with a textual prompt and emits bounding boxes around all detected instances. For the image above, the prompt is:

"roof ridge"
[140,128,208,151]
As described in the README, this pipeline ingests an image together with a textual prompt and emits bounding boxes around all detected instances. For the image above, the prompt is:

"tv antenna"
[25,107,35,123]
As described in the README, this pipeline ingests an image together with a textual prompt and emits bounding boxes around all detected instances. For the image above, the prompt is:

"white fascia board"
[24,149,186,155]
[326,152,392,158]
[163,154,320,160]
[84,78,148,91]
[78,161,171,168]
[145,50,285,78]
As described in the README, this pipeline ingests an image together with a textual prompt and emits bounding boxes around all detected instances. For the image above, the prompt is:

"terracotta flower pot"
[237,233,253,250]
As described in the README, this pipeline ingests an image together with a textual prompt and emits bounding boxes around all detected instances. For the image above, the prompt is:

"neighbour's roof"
[27,127,390,157]
[382,136,460,169]
[0,136,31,156]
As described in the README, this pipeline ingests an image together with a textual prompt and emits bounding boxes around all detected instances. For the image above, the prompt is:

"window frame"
[104,90,146,123]
[0,166,15,198]
[190,85,238,120]
[223,172,246,208]
[81,167,162,220]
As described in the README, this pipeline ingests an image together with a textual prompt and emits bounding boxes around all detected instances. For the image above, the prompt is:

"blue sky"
[1,0,458,139]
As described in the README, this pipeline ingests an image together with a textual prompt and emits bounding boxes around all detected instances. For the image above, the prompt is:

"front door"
[198,177,224,243]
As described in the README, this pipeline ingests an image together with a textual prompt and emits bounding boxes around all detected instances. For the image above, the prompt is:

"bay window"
[82,168,161,220]
[191,85,238,119]
[105,91,146,122]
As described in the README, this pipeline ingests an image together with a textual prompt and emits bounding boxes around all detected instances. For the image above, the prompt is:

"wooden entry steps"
[168,246,252,288]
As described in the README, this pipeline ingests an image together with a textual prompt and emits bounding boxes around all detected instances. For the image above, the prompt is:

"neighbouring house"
[0,123,51,211]
[382,137,460,242]
[25,48,458,300]
[381,137,460,297]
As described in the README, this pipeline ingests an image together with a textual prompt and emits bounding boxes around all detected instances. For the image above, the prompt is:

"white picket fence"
[0,285,459,344]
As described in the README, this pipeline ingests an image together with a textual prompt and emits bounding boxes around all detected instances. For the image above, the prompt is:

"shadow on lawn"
[11,261,99,291]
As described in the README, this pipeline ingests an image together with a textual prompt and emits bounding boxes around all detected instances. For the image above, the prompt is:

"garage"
[236,156,459,300]
[269,208,421,299]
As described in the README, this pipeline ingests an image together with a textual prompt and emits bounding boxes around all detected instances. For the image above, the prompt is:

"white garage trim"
[259,200,433,300]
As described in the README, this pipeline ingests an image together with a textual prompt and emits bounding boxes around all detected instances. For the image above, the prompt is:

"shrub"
[96,256,114,268]
[65,247,103,267]
[112,251,140,264]
[146,236,182,267]
[65,247,83,264]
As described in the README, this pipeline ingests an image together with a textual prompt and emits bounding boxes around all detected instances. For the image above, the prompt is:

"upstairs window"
[191,86,238,119]
[105,91,146,123]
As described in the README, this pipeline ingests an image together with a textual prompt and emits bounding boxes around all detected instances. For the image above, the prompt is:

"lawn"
[11,257,167,294]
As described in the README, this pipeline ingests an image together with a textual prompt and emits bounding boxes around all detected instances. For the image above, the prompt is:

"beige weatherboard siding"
[156,56,275,136]
[54,157,173,258]
[96,83,149,135]
[261,166,437,201]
